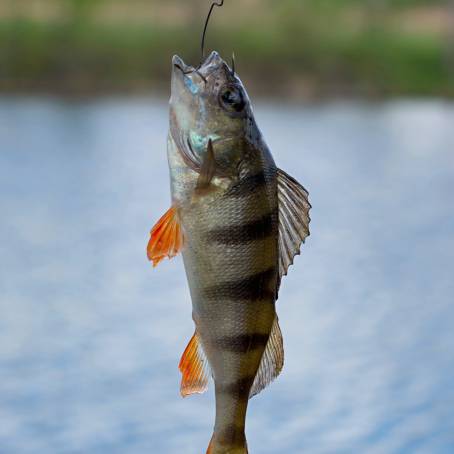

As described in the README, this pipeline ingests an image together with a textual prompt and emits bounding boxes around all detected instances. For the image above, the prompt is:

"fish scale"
[147,51,311,454]
[181,157,278,452]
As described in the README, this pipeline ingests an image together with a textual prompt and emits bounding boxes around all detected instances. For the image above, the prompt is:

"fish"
[147,51,311,454]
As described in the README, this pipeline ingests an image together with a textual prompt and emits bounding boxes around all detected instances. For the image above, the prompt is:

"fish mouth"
[172,52,226,81]
[172,55,193,74]
[173,52,222,70]
[199,51,226,77]
[172,55,208,84]
[201,51,223,68]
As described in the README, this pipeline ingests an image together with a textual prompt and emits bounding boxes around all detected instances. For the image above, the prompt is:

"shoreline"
[1,11,452,99]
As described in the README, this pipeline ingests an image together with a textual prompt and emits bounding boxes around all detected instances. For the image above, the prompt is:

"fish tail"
[206,433,248,454]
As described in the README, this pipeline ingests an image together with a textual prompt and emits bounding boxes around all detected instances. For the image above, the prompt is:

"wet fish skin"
[148,51,311,454]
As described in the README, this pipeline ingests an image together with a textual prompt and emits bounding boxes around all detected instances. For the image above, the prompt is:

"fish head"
[170,51,256,177]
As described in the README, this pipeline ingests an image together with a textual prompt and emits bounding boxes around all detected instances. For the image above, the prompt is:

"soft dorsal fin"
[277,168,311,285]
[250,317,284,398]
[179,331,211,397]
[147,206,185,267]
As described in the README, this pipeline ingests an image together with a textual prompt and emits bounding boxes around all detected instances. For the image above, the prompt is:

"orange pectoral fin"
[147,206,185,267]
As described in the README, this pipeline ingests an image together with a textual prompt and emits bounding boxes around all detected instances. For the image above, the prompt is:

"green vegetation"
[0,0,452,97]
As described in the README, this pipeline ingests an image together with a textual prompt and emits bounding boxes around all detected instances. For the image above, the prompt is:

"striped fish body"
[147,51,311,454]
[169,133,279,451]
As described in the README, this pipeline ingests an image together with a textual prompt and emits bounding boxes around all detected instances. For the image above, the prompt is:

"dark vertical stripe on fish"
[215,333,269,353]
[217,376,255,400]
[201,267,276,301]
[226,172,267,197]
[206,214,275,244]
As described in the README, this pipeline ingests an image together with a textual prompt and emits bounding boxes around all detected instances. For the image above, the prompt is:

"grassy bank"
[1,0,452,98]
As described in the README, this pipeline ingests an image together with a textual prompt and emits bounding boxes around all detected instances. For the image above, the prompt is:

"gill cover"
[169,51,251,180]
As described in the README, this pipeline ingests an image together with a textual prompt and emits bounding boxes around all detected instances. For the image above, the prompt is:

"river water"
[1,97,453,453]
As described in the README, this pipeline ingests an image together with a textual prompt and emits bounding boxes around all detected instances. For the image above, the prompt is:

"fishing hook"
[196,70,208,84]
[200,0,225,66]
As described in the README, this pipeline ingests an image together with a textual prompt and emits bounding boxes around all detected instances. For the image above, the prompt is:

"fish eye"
[219,85,245,113]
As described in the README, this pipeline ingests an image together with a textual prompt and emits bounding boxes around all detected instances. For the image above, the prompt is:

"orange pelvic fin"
[179,331,211,397]
[147,206,185,267]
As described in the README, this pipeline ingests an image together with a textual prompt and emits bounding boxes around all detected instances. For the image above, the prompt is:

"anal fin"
[250,317,284,398]
[147,206,185,267]
[179,331,211,397]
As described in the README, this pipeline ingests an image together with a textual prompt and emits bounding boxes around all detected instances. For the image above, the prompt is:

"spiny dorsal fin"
[250,317,284,398]
[147,206,185,267]
[277,168,311,285]
[179,331,211,397]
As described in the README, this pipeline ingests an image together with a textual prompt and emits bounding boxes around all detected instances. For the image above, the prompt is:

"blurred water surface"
[1,96,454,454]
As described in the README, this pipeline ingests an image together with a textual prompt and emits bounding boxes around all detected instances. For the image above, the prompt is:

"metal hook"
[195,69,208,84]
[200,0,225,66]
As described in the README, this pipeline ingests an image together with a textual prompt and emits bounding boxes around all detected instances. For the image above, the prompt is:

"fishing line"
[200,0,225,65]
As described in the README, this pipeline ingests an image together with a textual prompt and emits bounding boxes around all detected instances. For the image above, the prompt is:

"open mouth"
[173,51,225,83]
[173,56,207,84]
[172,55,192,74]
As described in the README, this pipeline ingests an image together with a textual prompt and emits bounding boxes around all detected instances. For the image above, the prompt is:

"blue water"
[1,97,453,454]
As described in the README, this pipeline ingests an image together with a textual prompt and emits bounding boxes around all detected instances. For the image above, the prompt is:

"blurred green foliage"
[0,0,452,97]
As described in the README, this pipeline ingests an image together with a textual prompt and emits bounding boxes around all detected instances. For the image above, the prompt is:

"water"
[1,96,454,454]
